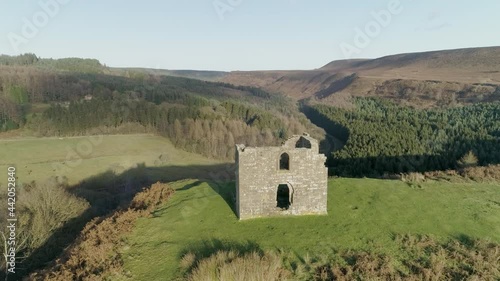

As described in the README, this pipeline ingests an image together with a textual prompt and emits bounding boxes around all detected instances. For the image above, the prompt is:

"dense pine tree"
[306,98,500,176]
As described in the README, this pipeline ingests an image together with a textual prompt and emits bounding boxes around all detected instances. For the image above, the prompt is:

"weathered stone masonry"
[235,133,328,220]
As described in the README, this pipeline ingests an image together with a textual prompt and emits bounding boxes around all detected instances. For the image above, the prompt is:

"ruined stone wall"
[236,135,328,220]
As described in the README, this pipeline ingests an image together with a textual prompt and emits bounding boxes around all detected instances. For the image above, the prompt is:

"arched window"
[295,136,312,148]
[279,153,290,170]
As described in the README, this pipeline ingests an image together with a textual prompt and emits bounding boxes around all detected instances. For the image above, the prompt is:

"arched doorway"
[276,184,291,210]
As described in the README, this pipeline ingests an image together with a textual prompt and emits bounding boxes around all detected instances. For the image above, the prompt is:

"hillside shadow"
[453,233,477,249]
[330,138,500,178]
[206,181,237,218]
[15,162,235,280]
[178,180,205,191]
[162,178,238,218]
[330,154,448,178]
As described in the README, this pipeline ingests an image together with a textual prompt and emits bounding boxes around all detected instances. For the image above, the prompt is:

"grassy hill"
[321,46,500,74]
[4,48,499,110]
[0,134,222,187]
[221,47,500,107]
[0,135,229,279]
[120,178,500,280]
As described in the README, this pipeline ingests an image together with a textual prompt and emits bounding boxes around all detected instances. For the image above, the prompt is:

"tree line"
[0,53,103,73]
[306,98,500,176]
[31,97,307,159]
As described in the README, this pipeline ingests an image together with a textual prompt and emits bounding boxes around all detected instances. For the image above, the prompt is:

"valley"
[0,48,499,280]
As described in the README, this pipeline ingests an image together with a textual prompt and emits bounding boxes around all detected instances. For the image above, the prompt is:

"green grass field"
[0,134,221,186]
[2,134,499,279]
[121,178,500,280]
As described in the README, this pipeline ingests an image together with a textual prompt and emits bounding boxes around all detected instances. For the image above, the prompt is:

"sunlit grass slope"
[122,178,500,280]
[0,134,220,186]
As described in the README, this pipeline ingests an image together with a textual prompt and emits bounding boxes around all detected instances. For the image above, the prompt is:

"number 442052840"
[7,167,16,215]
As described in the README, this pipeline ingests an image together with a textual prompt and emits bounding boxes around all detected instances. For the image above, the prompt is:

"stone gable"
[235,133,328,220]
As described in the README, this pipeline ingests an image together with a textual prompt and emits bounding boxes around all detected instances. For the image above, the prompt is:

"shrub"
[0,178,89,273]
[184,235,500,281]
[458,150,479,169]
[460,164,500,182]
[315,252,397,281]
[17,179,90,251]
[308,235,500,280]
[29,182,174,280]
[184,250,291,281]
[397,234,500,281]
[401,172,426,183]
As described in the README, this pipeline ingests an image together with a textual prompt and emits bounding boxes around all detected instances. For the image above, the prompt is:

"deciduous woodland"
[0,55,316,160]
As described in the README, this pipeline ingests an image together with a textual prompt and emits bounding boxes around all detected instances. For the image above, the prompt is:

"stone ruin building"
[235,133,328,220]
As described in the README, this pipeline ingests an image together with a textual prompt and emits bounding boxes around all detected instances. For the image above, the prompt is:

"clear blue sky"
[1,0,499,71]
